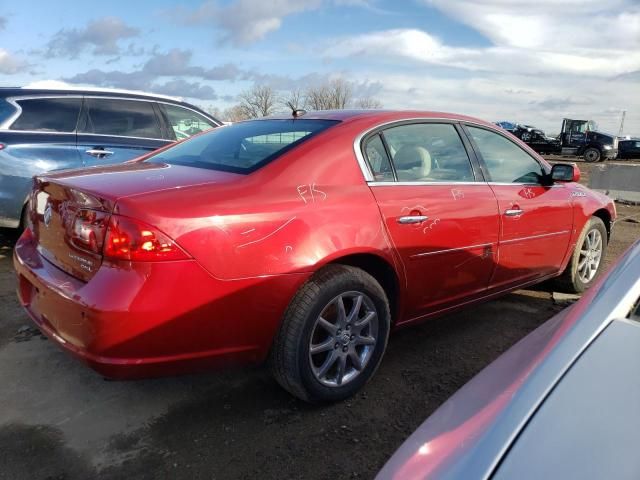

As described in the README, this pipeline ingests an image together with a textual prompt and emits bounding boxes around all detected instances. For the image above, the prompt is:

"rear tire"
[270,264,390,403]
[554,217,607,293]
[583,147,601,163]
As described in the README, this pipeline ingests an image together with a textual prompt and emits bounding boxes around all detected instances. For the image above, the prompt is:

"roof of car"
[0,86,220,124]
[0,86,183,104]
[266,109,496,127]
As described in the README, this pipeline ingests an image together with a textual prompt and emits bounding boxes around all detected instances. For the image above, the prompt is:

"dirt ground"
[0,159,638,480]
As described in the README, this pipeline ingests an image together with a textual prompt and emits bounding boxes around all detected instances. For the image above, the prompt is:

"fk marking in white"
[451,189,464,200]
[237,217,297,249]
[297,183,327,204]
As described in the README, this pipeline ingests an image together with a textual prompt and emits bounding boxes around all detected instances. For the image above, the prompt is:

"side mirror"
[551,163,580,183]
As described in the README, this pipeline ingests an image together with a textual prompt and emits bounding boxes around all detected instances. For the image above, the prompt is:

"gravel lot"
[0,159,638,480]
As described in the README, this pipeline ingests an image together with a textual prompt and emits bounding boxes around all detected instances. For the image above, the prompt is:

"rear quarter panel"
[114,118,399,280]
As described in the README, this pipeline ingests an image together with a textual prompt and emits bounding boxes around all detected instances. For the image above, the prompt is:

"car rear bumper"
[13,229,309,379]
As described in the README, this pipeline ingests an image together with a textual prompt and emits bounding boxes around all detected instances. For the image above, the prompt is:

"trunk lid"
[32,162,241,281]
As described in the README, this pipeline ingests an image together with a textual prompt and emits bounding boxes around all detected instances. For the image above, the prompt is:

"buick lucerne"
[13,110,615,402]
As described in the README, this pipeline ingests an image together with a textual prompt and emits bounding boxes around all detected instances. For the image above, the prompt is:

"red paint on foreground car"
[13,110,616,402]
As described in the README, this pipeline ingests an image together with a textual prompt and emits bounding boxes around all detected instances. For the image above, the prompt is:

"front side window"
[147,119,339,174]
[162,104,217,140]
[381,123,475,182]
[81,98,162,139]
[11,98,81,132]
[467,126,545,184]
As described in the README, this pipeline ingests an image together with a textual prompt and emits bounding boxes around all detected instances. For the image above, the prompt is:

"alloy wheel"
[577,228,603,283]
[308,291,378,387]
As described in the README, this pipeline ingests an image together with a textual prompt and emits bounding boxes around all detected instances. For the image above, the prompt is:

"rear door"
[76,97,171,167]
[364,121,500,321]
[463,125,573,289]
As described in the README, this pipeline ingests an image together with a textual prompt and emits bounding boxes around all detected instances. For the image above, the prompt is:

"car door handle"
[505,208,524,217]
[85,149,114,158]
[398,215,429,224]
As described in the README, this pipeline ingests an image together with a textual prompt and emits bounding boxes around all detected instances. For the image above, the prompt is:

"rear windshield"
[147,119,339,174]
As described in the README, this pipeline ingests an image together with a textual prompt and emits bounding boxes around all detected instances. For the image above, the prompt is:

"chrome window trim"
[353,117,522,183]
[369,181,483,187]
[0,94,221,132]
[368,181,565,187]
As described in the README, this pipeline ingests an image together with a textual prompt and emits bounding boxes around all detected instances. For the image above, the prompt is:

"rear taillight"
[70,209,109,255]
[104,215,189,261]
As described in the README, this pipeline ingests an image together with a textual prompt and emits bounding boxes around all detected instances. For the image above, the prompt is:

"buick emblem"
[43,203,52,228]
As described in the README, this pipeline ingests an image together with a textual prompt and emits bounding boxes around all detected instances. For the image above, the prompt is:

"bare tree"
[280,88,305,112]
[304,78,353,110]
[223,104,251,123]
[328,78,352,109]
[238,85,278,118]
[355,96,383,109]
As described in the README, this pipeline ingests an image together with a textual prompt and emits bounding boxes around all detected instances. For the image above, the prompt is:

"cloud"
[0,49,27,74]
[64,49,244,99]
[177,0,322,45]
[323,28,640,78]
[0,16,6,30]
[423,0,640,51]
[152,79,217,100]
[46,16,139,57]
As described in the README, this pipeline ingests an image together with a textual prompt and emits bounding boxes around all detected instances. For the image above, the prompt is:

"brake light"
[104,215,189,261]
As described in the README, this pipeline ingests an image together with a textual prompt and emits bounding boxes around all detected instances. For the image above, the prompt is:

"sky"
[0,0,638,134]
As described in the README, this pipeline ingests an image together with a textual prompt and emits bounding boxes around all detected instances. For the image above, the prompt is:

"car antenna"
[287,102,306,119]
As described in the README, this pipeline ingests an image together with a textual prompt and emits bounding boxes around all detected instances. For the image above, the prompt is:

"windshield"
[147,119,339,174]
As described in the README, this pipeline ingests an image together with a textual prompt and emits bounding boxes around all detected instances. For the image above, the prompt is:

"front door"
[463,125,573,289]
[363,122,500,321]
[76,97,171,167]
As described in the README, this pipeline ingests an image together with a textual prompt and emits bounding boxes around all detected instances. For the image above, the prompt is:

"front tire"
[555,217,607,293]
[270,265,390,403]
[583,147,601,163]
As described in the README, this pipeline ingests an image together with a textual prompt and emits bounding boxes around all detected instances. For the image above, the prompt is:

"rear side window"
[364,134,394,182]
[381,123,475,182]
[161,104,217,140]
[81,98,162,139]
[0,99,17,125]
[148,119,339,174]
[11,98,81,132]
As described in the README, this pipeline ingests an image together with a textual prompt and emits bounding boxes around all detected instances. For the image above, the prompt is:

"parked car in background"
[618,137,640,159]
[510,124,561,155]
[14,110,615,403]
[0,87,221,228]
[377,238,640,480]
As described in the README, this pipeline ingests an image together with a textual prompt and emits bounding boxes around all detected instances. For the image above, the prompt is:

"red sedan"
[13,110,615,403]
